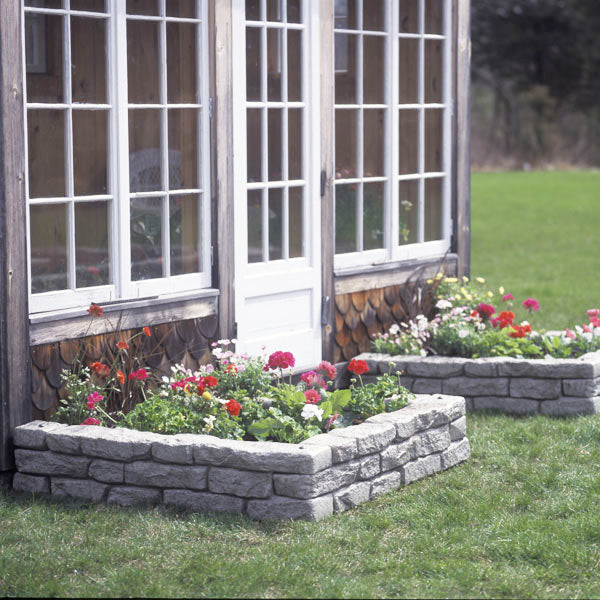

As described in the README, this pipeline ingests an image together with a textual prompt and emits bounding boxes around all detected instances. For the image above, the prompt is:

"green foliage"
[348,373,412,420]
[54,368,101,425]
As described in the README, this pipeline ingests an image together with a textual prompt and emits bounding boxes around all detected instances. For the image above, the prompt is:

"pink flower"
[501,293,514,302]
[317,361,337,380]
[86,391,104,409]
[522,298,540,312]
[266,350,296,370]
[565,328,576,339]
[82,417,101,426]
[129,369,149,381]
[300,371,327,389]
[587,309,600,319]
[304,389,321,404]
[583,324,592,333]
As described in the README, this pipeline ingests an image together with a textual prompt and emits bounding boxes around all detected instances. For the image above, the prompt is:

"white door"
[232,0,322,370]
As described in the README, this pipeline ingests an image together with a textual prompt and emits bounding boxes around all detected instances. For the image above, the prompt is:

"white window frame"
[22,0,212,315]
[334,0,453,271]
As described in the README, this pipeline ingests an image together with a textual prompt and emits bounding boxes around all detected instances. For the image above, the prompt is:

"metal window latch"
[321,295,332,326]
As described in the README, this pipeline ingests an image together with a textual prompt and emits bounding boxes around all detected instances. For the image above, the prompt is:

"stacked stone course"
[357,350,600,416]
[12,394,469,521]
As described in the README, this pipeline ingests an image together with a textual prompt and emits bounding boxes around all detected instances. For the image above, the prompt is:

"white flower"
[582,332,593,342]
[389,324,400,335]
[419,349,427,357]
[203,415,216,431]
[217,338,231,345]
[594,327,600,337]
[301,404,324,422]
[458,329,469,339]
[436,299,452,310]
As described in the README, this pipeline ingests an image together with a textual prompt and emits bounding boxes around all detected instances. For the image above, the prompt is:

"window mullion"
[442,0,453,243]
[386,0,397,258]
[159,0,170,278]
[356,0,364,253]
[417,0,425,244]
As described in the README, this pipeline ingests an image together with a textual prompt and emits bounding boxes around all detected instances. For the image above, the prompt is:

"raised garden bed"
[357,350,600,416]
[12,394,469,521]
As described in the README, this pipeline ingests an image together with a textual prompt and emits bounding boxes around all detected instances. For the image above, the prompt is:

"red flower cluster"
[587,309,600,328]
[225,398,242,416]
[491,310,515,329]
[90,361,110,377]
[265,351,296,370]
[128,368,148,381]
[509,323,532,338]
[171,374,219,394]
[86,391,104,410]
[476,303,496,319]
[116,370,126,384]
[87,304,103,317]
[317,360,337,380]
[203,375,219,388]
[82,417,101,426]
[348,358,369,375]
[522,298,540,312]
[304,389,321,404]
[143,326,152,337]
[116,341,129,351]
[300,371,327,390]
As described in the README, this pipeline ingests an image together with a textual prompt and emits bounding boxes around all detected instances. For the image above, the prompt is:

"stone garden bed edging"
[356,350,600,416]
[12,394,469,521]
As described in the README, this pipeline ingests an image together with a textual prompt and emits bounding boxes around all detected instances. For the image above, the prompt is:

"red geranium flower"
[116,370,126,385]
[87,304,103,317]
[266,350,296,370]
[202,375,219,388]
[116,341,129,351]
[91,361,110,377]
[522,298,540,312]
[225,363,238,374]
[82,417,101,426]
[129,368,149,381]
[491,310,515,329]
[317,360,337,380]
[476,303,496,319]
[143,326,152,337]
[225,398,242,416]
[509,323,532,338]
[348,359,369,376]
[501,293,514,303]
[304,389,321,404]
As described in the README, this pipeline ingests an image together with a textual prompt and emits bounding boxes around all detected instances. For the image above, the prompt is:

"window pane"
[363,182,384,250]
[425,108,443,172]
[335,0,358,30]
[399,0,419,33]
[167,22,197,104]
[287,29,302,102]
[26,14,63,104]
[364,109,385,177]
[166,0,196,18]
[73,110,108,196]
[425,0,444,35]
[289,186,303,258]
[268,188,283,261]
[268,109,282,181]
[170,195,199,275]
[335,109,357,178]
[247,109,263,182]
[288,108,302,180]
[127,20,160,104]
[246,27,262,102]
[287,0,301,23]
[399,109,419,175]
[399,38,419,104]
[335,184,357,254]
[127,0,160,16]
[71,1,106,12]
[246,0,261,21]
[267,0,282,22]
[424,178,443,241]
[25,0,61,7]
[267,28,282,101]
[131,197,163,280]
[335,33,357,104]
[425,39,443,104]
[363,0,385,31]
[71,17,106,104]
[129,109,162,193]
[28,109,66,198]
[247,190,263,263]
[399,180,418,245]
[75,201,110,288]
[363,35,385,104]
[30,203,67,294]
[168,109,198,190]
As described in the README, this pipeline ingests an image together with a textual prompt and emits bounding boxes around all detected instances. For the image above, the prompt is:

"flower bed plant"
[372,275,600,360]
[51,305,413,444]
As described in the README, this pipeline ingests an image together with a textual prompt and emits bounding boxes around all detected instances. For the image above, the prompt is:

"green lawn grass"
[2,413,600,599]
[471,171,600,330]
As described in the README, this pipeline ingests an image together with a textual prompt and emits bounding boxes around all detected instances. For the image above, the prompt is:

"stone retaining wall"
[357,351,600,416]
[12,394,469,521]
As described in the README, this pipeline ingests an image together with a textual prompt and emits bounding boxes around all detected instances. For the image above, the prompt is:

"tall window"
[334,0,452,269]
[23,0,211,314]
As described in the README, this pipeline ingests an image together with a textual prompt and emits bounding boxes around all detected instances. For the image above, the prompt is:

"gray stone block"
[326,422,396,455]
[151,434,196,464]
[164,489,245,514]
[540,397,600,416]
[80,428,160,461]
[247,494,333,521]
[273,461,359,499]
[497,358,593,379]
[365,410,419,440]
[412,378,443,394]
[370,471,402,498]
[402,454,442,485]
[376,355,422,375]
[443,376,509,397]
[208,467,272,498]
[89,459,124,483]
[333,481,371,512]
[51,478,108,502]
[15,449,90,477]
[192,437,332,474]
[562,378,600,398]
[463,358,502,377]
[465,397,474,412]
[46,425,91,454]
[358,353,389,374]
[510,378,561,400]
[579,352,600,378]
[124,461,207,490]
[472,396,539,415]
[300,432,358,463]
[399,377,415,391]
[12,472,50,494]
[412,426,450,457]
[107,486,163,506]
[404,357,467,378]
[449,416,467,441]
[14,421,66,450]
[358,454,381,480]
[380,441,412,471]
[441,438,471,470]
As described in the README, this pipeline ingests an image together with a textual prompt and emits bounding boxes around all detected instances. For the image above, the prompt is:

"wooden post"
[320,0,335,362]
[455,0,471,278]
[0,2,31,471]
[211,0,236,341]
